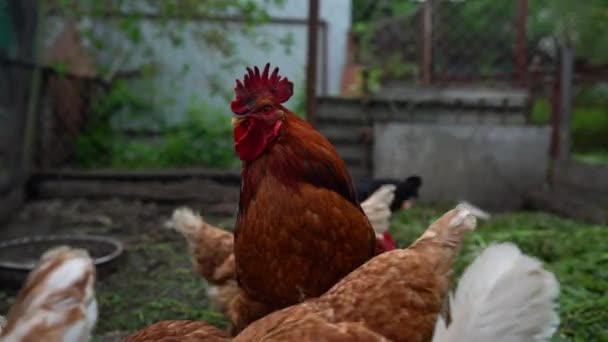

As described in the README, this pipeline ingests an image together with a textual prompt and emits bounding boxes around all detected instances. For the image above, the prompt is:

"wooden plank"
[0,170,13,196]
[32,178,240,203]
[318,125,370,144]
[317,99,367,124]
[0,187,24,224]
[334,144,368,164]
[374,86,529,108]
[33,168,242,184]
[347,165,370,182]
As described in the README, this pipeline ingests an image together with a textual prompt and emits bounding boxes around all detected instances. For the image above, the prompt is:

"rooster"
[228,63,377,331]
[0,246,97,342]
[166,184,397,316]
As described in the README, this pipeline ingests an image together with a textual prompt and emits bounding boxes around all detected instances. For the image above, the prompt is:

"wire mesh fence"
[352,0,532,86]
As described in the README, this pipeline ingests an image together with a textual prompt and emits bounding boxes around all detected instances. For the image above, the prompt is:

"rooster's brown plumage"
[229,64,376,332]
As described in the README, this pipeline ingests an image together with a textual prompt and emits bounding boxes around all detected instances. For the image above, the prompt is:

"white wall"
[50,0,352,128]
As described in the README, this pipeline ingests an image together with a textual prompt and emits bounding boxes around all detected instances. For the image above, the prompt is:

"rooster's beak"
[232,117,246,127]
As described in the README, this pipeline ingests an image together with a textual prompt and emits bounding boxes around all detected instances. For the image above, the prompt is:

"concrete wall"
[316,89,531,182]
[374,123,551,211]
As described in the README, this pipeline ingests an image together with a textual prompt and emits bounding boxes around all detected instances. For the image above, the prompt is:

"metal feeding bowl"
[0,234,124,289]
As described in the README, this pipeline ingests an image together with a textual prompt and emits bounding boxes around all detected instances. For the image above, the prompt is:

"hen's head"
[231,63,293,161]
[1,246,97,342]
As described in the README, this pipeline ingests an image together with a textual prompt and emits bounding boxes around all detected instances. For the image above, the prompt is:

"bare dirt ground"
[0,198,236,341]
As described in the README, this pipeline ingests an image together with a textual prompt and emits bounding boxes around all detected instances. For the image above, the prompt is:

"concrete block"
[374,123,551,210]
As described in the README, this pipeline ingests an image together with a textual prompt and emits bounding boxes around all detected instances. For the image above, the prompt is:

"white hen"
[432,243,560,342]
[361,184,396,235]
[0,246,98,342]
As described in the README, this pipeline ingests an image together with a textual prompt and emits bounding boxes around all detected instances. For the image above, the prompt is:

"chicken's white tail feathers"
[432,243,559,342]
[165,207,205,238]
[361,184,396,235]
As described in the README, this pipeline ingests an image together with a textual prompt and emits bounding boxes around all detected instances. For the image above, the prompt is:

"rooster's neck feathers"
[238,113,359,216]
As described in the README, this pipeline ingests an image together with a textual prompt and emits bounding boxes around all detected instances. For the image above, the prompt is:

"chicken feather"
[432,243,560,342]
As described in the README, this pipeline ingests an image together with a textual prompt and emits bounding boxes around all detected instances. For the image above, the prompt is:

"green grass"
[573,151,608,165]
[391,205,608,341]
[93,236,229,335]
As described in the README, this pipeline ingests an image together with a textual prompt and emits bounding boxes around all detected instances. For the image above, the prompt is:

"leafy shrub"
[529,91,608,155]
[73,83,237,170]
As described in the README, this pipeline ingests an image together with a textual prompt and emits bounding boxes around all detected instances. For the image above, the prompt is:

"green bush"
[73,82,237,170]
[530,94,608,155]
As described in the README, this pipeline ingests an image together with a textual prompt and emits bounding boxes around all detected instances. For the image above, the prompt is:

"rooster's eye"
[261,105,272,113]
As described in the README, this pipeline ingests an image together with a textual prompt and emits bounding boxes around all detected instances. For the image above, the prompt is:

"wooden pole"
[550,45,574,160]
[558,46,574,160]
[515,0,528,86]
[22,0,46,175]
[420,0,434,85]
[550,70,561,159]
[305,0,320,126]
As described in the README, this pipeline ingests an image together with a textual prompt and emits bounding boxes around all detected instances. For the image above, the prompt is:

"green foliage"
[159,101,237,168]
[527,0,608,64]
[48,0,291,80]
[391,205,608,341]
[529,96,552,125]
[352,0,608,84]
[0,0,14,51]
[73,82,237,169]
[573,151,608,165]
[352,0,420,83]
[529,90,608,155]
[45,0,294,170]
[73,79,158,168]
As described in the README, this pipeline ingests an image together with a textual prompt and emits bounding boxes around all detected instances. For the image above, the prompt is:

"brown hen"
[123,320,230,342]
[234,205,476,342]
[166,208,237,314]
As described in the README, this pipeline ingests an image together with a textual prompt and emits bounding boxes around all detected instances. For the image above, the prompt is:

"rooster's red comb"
[231,63,293,115]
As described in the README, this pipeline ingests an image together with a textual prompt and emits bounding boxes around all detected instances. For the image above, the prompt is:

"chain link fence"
[352,0,534,86]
